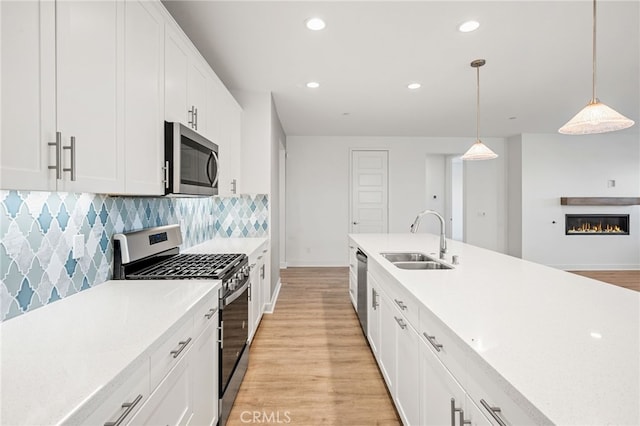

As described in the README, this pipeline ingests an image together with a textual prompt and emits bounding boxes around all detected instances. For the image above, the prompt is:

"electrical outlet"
[73,234,85,259]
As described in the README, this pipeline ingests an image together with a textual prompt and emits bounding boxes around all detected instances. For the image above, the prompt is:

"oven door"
[165,121,219,196]
[219,280,249,396]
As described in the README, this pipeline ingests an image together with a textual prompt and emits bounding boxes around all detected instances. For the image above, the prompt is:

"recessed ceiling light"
[305,17,326,31]
[459,20,480,33]
[306,81,320,89]
[407,83,421,90]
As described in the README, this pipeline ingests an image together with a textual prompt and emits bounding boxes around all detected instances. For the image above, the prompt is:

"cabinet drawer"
[149,316,194,390]
[193,294,219,339]
[465,356,545,426]
[370,261,419,328]
[76,361,149,426]
[419,305,468,390]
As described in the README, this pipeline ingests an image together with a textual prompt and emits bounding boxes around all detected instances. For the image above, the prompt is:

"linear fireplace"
[565,214,629,235]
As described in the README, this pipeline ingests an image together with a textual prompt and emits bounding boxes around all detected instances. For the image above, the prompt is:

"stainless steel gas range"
[113,224,249,426]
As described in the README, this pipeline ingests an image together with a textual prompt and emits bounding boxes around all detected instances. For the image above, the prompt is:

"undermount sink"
[393,261,453,270]
[380,252,453,270]
[380,252,434,262]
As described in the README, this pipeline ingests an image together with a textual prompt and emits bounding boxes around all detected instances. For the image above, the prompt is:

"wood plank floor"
[226,267,400,426]
[568,270,640,292]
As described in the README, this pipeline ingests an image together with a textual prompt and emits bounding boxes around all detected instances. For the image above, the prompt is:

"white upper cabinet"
[217,95,242,196]
[164,22,210,136]
[123,0,165,195]
[56,0,125,194]
[1,0,57,191]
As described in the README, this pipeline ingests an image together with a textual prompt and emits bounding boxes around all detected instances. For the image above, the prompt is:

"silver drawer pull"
[480,399,507,426]
[204,308,216,320]
[423,332,443,352]
[104,394,143,426]
[394,316,407,329]
[262,249,268,253]
[451,398,470,426]
[394,299,407,310]
[170,337,192,358]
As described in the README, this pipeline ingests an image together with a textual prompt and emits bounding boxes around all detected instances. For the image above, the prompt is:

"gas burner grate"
[128,253,244,279]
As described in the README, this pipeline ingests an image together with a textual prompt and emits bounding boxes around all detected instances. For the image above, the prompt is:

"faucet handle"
[452,255,459,265]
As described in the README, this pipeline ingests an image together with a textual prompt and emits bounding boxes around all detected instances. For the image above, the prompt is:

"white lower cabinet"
[190,317,219,426]
[420,340,491,426]
[367,271,381,357]
[249,242,269,343]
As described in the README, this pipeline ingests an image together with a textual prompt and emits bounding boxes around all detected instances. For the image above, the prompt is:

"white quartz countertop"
[350,233,640,426]
[0,279,220,426]
[184,237,268,256]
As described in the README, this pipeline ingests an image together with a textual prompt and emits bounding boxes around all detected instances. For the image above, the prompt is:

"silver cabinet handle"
[170,337,192,358]
[371,288,379,310]
[262,249,268,253]
[231,178,237,194]
[104,394,143,426]
[194,107,198,130]
[63,136,76,181]
[450,398,471,426]
[163,160,170,189]
[260,264,265,279]
[248,283,252,301]
[188,106,195,128]
[394,316,407,329]
[480,399,507,426]
[423,332,443,352]
[219,321,224,348]
[204,308,216,320]
[349,245,354,249]
[394,299,407,310]
[48,131,62,179]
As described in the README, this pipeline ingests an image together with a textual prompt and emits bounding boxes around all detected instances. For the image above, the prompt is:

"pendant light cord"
[476,65,480,141]
[592,0,597,102]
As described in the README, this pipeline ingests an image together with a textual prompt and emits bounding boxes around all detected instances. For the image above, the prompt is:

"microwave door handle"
[211,150,219,188]
[206,152,214,186]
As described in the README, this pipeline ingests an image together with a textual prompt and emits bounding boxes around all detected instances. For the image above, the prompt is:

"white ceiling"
[162,0,639,138]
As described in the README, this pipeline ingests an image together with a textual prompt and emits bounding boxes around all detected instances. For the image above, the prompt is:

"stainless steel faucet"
[410,210,447,259]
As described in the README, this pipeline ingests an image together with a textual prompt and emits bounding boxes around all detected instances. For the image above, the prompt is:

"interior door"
[350,150,389,233]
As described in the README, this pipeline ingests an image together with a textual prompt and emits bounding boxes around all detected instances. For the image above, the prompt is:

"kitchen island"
[350,233,640,425]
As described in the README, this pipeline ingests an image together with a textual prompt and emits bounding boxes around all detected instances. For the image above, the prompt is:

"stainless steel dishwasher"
[355,249,368,334]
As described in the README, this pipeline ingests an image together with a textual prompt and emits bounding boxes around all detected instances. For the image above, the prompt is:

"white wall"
[286,136,506,266]
[519,133,640,270]
[421,155,446,236]
[507,134,523,258]
[269,95,285,292]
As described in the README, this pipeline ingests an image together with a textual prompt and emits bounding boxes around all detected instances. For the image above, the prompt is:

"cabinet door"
[128,348,193,426]
[0,0,56,191]
[260,247,270,310]
[367,272,381,356]
[56,0,125,193]
[165,26,189,125]
[396,319,421,426]
[217,97,242,195]
[378,289,397,394]
[419,340,467,426]
[248,262,260,343]
[190,314,219,426]
[187,59,208,134]
[123,0,164,195]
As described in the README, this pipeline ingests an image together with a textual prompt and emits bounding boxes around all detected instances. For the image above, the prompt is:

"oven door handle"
[222,280,249,307]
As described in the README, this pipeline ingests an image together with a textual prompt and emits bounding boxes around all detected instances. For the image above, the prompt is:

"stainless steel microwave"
[164,121,219,196]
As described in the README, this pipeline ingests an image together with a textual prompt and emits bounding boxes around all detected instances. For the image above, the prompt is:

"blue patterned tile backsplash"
[0,191,268,321]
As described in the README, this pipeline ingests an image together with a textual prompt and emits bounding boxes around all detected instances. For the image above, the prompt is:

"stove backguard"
[565,214,629,235]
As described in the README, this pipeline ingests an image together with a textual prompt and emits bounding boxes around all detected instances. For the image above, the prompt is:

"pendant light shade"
[462,59,498,161]
[559,0,634,135]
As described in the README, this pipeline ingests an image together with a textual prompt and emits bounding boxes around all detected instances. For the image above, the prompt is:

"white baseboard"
[264,278,281,314]
[280,261,287,269]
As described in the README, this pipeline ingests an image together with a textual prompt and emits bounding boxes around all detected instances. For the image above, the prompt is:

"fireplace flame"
[568,221,624,234]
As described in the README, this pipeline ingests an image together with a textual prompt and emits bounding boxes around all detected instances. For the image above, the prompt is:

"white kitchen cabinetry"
[376,282,420,425]
[0,0,57,191]
[164,23,208,135]
[1,0,165,195]
[348,244,358,309]
[367,271,381,357]
[420,340,491,426]
[123,0,165,195]
[129,298,219,426]
[249,241,269,343]
[217,95,243,196]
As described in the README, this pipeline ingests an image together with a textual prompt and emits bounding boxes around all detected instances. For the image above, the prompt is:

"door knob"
[352,221,359,225]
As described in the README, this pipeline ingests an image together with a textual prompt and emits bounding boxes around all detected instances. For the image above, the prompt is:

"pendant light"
[462,59,498,161]
[559,0,634,135]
